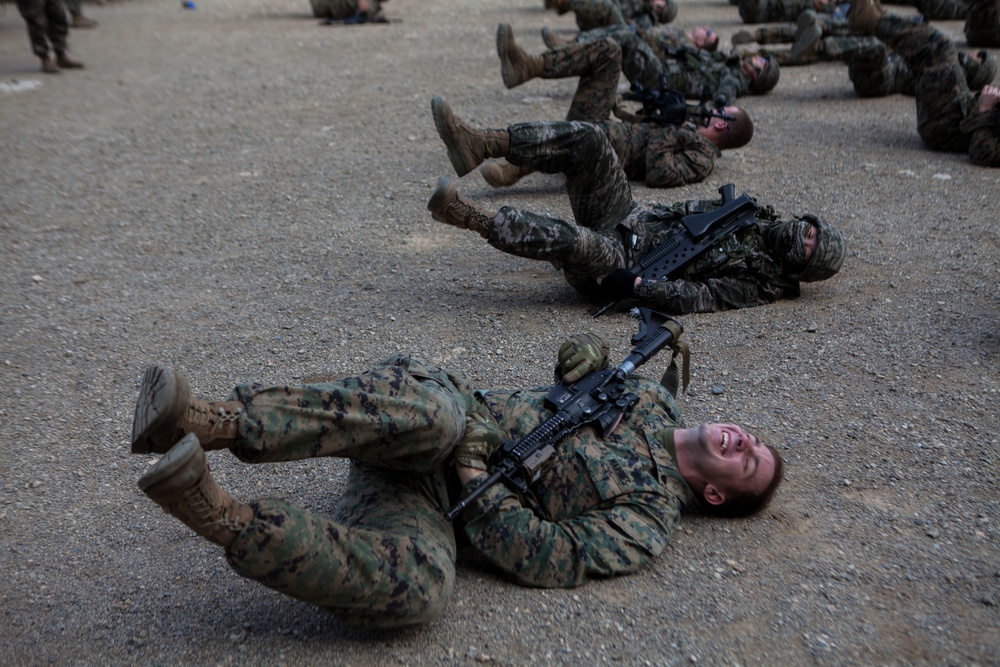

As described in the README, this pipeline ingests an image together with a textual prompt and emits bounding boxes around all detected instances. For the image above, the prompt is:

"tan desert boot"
[71,12,98,28]
[131,365,243,454]
[40,57,60,74]
[427,177,494,238]
[480,160,533,188]
[497,23,545,88]
[138,434,253,548]
[55,52,84,69]
[431,97,510,177]
[847,0,883,35]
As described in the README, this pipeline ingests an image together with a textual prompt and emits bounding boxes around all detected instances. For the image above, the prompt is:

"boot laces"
[188,401,242,436]
[182,475,246,531]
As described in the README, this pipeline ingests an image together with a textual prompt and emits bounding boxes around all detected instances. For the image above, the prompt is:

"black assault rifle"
[617,77,732,127]
[592,183,761,317]
[444,308,684,521]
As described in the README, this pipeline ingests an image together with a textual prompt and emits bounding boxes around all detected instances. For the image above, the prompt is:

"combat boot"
[431,97,510,177]
[544,0,570,14]
[131,365,244,454]
[427,177,494,238]
[790,18,823,59]
[480,160,533,188]
[71,11,98,28]
[55,51,84,69]
[848,0,883,35]
[541,26,570,48]
[40,57,60,74]
[498,23,545,88]
[731,29,760,45]
[138,434,253,548]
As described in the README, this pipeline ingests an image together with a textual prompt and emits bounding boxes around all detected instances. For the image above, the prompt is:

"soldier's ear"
[703,484,725,506]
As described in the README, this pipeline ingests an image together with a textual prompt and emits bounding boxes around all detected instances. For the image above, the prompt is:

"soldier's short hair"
[702,444,785,518]
[715,107,754,150]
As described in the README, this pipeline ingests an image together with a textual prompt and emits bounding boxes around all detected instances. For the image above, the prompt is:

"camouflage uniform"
[549,34,721,188]
[490,121,825,312]
[15,0,69,59]
[738,0,816,23]
[966,0,1000,47]
[875,14,1000,166]
[217,352,692,628]
[309,0,385,20]
[574,25,760,100]
[565,0,678,31]
[847,44,918,97]
[912,0,970,19]
[773,35,886,67]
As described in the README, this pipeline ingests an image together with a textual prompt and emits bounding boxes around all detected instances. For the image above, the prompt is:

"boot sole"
[131,365,191,454]
[426,176,456,224]
[137,432,203,494]
[497,23,517,89]
[430,97,473,177]
[790,25,822,60]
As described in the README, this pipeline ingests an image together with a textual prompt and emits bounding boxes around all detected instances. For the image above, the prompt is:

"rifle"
[444,308,684,521]
[592,183,761,317]
[617,77,733,127]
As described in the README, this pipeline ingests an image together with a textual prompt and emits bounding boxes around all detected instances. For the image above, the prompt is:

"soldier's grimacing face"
[690,424,776,498]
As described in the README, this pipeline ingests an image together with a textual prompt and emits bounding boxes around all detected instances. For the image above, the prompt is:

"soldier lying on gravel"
[428,98,845,315]
[476,25,752,190]
[847,0,1000,167]
[309,0,389,23]
[131,334,783,627]
[499,22,779,108]
[543,0,680,32]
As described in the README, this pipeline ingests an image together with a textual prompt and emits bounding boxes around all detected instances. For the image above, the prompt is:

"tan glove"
[558,332,610,384]
[453,411,502,471]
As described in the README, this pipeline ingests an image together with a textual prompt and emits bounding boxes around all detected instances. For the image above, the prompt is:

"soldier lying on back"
[481,24,753,189]
[429,99,845,315]
[849,0,1000,167]
[130,329,782,627]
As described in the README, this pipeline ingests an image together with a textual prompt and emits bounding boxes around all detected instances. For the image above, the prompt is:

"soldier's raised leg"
[133,354,470,471]
[138,433,457,628]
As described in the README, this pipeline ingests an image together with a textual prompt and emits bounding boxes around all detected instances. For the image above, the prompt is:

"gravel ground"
[1,0,998,665]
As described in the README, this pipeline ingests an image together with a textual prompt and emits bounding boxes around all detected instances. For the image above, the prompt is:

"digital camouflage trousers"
[221,354,471,627]
[15,0,68,58]
[489,122,644,294]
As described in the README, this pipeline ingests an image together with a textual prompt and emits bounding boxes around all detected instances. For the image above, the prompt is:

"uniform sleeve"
[643,128,718,188]
[637,275,787,313]
[959,108,1000,168]
[716,65,747,103]
[459,481,680,588]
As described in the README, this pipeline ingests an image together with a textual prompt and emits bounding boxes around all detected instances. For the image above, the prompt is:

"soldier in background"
[479,30,752,189]
[309,0,388,22]
[64,0,97,28]
[849,0,1000,166]
[428,104,845,314]
[965,0,999,48]
[500,23,778,112]
[544,0,678,31]
[14,0,84,73]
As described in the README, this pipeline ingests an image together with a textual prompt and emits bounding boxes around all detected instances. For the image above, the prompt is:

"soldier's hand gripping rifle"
[593,183,761,317]
[444,308,684,521]
[614,77,734,127]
